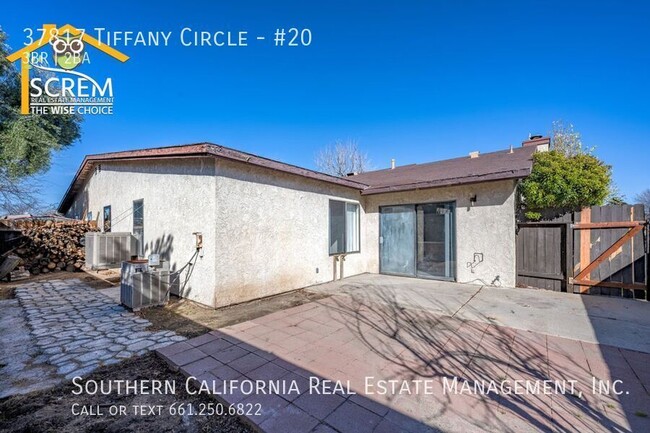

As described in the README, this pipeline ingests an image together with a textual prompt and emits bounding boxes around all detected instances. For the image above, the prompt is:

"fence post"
[577,207,592,293]
[565,222,574,293]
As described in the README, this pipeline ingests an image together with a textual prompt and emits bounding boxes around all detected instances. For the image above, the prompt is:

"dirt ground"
[0,353,253,433]
[139,287,330,336]
[0,285,14,300]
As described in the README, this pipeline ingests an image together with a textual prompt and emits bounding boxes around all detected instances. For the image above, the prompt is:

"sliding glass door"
[380,202,455,280]
[379,205,416,276]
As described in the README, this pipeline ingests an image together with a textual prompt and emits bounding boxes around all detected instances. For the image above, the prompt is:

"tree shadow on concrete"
[324,283,634,433]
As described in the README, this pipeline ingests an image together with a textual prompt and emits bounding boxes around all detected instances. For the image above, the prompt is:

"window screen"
[329,200,360,254]
[345,203,360,252]
[103,205,111,232]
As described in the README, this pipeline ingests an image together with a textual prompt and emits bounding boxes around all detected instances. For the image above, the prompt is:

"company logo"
[52,32,85,70]
[6,24,129,115]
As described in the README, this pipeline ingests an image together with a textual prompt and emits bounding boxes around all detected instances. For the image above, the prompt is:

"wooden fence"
[516,204,648,299]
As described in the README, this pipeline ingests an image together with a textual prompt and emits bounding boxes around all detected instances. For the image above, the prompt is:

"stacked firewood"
[12,219,98,275]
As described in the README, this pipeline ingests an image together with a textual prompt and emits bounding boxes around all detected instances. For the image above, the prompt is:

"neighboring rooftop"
[58,137,547,212]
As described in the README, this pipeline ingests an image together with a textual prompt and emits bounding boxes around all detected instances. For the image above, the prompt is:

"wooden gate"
[516,204,648,299]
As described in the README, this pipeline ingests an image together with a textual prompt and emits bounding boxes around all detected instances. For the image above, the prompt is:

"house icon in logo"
[6,24,129,114]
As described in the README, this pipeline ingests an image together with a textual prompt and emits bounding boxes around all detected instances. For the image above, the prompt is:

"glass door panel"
[380,205,416,276]
[416,203,455,279]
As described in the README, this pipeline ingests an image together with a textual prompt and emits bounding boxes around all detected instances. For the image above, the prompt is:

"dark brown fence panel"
[517,204,648,299]
[516,222,566,292]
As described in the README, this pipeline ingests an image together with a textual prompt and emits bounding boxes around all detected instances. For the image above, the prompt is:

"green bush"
[519,151,611,220]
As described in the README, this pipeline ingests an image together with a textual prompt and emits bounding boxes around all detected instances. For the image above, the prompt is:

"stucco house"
[58,135,550,308]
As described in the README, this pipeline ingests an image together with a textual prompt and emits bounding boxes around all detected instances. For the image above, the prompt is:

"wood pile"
[11,219,98,275]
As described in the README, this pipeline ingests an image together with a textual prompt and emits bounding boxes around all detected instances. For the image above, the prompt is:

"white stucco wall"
[213,159,369,307]
[66,158,218,306]
[65,156,518,308]
[362,179,518,288]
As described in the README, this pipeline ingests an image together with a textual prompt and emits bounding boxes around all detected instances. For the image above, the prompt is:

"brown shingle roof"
[58,140,539,213]
[349,145,536,195]
[57,142,369,213]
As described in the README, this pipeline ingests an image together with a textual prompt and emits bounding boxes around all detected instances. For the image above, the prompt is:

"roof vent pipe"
[469,151,480,159]
[391,159,395,169]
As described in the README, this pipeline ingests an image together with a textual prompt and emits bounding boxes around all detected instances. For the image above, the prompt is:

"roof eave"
[57,143,369,214]
[359,168,531,195]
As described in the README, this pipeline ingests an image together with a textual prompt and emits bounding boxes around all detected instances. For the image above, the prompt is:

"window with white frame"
[329,200,360,255]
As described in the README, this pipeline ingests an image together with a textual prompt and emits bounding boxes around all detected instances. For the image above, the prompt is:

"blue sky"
[3,0,649,207]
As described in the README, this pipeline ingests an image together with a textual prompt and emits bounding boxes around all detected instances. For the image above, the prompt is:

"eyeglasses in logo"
[51,34,85,70]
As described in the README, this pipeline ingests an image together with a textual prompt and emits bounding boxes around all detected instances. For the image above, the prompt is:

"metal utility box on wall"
[120,260,171,311]
[86,232,137,269]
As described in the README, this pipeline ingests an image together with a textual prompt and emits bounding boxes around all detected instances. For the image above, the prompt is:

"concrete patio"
[158,274,650,433]
[308,274,650,353]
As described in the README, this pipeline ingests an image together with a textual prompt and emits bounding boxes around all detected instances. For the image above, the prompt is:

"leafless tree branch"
[635,188,650,218]
[0,169,42,215]
[315,139,371,177]
[550,120,595,156]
